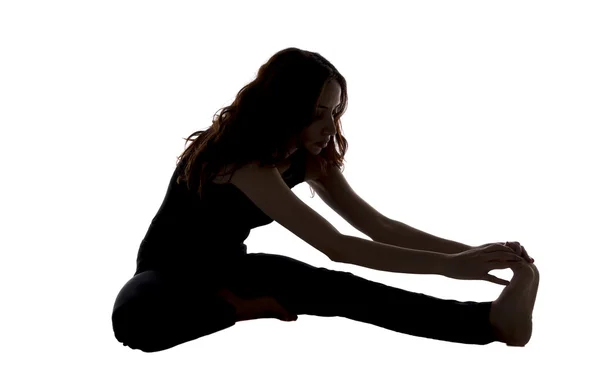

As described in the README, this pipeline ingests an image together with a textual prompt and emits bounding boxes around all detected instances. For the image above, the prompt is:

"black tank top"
[134,150,307,276]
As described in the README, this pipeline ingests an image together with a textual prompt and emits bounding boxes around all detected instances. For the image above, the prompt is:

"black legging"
[111,252,498,352]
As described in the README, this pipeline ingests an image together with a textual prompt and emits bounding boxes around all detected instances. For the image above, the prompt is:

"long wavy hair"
[175,47,349,199]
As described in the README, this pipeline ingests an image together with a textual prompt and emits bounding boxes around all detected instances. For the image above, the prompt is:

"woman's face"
[284,80,341,157]
[300,80,342,155]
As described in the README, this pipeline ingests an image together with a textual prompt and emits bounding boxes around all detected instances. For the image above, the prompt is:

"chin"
[306,144,322,155]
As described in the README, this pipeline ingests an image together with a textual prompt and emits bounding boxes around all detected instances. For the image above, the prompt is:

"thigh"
[111,270,237,353]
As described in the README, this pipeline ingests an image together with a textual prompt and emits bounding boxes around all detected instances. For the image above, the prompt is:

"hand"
[475,241,534,264]
[442,243,529,286]
[503,241,534,264]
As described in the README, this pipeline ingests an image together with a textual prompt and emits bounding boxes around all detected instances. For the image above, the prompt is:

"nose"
[322,123,337,138]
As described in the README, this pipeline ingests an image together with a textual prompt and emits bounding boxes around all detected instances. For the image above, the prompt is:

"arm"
[372,218,473,255]
[305,164,470,256]
[332,234,447,275]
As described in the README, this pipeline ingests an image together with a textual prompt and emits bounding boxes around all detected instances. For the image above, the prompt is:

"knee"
[112,304,166,353]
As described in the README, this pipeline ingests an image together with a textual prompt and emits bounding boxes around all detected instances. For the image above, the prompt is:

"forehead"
[318,81,342,107]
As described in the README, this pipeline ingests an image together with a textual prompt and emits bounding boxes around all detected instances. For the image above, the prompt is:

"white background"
[1,1,598,387]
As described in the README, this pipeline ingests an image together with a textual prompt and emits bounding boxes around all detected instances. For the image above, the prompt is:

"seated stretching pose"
[111,47,539,353]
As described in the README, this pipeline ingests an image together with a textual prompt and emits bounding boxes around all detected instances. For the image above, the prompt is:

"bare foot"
[525,263,540,318]
[489,262,537,346]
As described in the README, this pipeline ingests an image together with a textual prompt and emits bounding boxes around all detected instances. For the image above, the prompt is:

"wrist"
[446,242,473,254]
[437,251,460,276]
[430,252,451,276]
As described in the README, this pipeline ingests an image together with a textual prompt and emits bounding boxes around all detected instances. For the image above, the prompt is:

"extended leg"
[226,252,501,345]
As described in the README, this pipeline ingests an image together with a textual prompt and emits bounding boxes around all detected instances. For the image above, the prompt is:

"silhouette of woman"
[111,47,539,353]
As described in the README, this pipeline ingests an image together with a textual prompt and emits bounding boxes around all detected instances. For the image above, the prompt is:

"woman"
[111,47,539,353]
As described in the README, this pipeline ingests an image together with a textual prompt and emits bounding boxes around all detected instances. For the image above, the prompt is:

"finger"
[486,244,518,254]
[505,241,520,255]
[508,242,528,262]
[508,250,524,260]
[521,245,532,262]
[508,242,533,263]
[487,253,523,262]
[515,242,523,257]
[489,258,523,271]
[484,273,510,286]
[507,259,529,270]
[510,242,526,260]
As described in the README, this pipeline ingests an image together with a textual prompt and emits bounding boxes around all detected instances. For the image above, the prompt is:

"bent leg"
[111,270,237,353]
